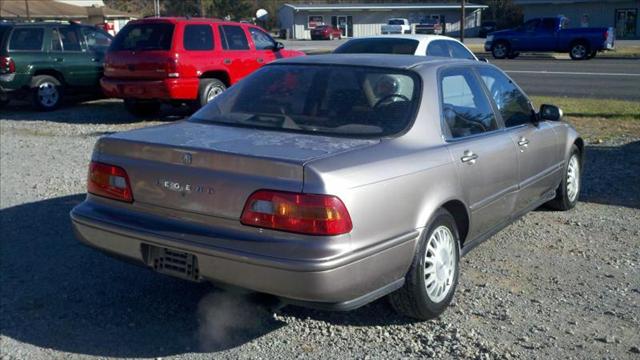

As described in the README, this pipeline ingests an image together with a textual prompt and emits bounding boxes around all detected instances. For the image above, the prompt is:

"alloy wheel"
[424,225,456,303]
[38,82,59,108]
[567,154,580,202]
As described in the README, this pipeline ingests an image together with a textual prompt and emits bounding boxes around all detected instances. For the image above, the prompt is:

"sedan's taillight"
[87,161,133,202]
[1,56,15,75]
[241,190,352,236]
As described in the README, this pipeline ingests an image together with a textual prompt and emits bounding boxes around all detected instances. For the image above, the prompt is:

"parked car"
[478,21,497,38]
[381,18,411,35]
[334,35,478,61]
[100,17,305,116]
[415,18,443,35]
[0,21,112,110]
[485,16,615,60]
[71,54,583,320]
[311,25,342,40]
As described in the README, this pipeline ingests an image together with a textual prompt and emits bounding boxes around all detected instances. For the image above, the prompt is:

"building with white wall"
[278,2,488,40]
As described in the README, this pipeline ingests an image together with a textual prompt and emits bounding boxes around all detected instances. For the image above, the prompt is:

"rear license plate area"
[143,244,200,282]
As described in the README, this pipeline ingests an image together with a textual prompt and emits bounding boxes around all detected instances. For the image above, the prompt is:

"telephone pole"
[460,0,465,42]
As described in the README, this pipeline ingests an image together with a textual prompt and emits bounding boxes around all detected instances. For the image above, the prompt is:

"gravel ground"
[1,100,639,359]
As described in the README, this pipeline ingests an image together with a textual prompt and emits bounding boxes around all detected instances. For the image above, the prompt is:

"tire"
[389,208,460,320]
[547,145,581,210]
[0,92,8,109]
[124,99,161,117]
[491,41,510,59]
[569,41,590,60]
[194,78,226,110]
[329,34,333,40]
[31,75,63,111]
[507,51,520,59]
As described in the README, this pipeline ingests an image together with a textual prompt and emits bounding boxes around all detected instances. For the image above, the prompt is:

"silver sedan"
[70,54,583,320]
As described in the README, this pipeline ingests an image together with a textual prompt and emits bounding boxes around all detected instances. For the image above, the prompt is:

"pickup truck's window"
[9,28,44,51]
[524,19,540,32]
[477,67,532,127]
[440,68,498,138]
[220,25,250,50]
[334,38,419,55]
[58,27,82,52]
[539,18,556,32]
[427,40,450,57]
[249,27,276,50]
[111,23,174,51]
[388,19,405,25]
[192,65,420,137]
[184,25,214,50]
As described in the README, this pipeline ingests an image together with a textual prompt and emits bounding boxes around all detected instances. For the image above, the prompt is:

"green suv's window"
[9,28,44,51]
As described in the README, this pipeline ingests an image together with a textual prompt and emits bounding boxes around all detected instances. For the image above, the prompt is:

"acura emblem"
[182,153,192,165]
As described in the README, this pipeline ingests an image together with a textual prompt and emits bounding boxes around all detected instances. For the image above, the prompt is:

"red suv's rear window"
[111,23,174,51]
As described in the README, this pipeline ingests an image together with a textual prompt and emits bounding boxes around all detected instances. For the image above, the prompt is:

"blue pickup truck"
[484,17,615,60]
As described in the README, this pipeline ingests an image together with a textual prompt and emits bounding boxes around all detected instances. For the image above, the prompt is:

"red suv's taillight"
[87,161,133,202]
[240,190,352,236]
[1,56,15,74]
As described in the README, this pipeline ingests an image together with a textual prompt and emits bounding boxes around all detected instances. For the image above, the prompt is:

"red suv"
[101,18,304,116]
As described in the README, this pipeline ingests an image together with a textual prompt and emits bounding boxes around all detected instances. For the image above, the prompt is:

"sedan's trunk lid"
[95,121,379,219]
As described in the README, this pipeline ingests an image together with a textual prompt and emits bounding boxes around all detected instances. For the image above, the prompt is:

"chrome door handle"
[257,57,264,63]
[517,137,530,147]
[461,150,478,165]
[223,59,232,65]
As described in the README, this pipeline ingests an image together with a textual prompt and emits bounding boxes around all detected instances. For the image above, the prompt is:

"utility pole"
[460,0,465,42]
[200,0,206,17]
[25,0,31,21]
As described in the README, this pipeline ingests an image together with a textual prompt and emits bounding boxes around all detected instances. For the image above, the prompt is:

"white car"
[381,18,411,35]
[334,35,479,61]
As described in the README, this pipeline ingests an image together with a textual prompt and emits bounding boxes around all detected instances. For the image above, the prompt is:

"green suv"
[0,21,112,111]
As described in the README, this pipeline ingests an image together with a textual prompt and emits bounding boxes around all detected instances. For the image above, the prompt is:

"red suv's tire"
[196,78,227,109]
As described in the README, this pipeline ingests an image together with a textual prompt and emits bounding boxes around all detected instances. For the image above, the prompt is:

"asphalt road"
[492,58,640,101]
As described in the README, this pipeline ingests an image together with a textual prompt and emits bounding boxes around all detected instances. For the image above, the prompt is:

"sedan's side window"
[447,41,476,60]
[477,67,533,127]
[426,40,450,57]
[440,68,499,139]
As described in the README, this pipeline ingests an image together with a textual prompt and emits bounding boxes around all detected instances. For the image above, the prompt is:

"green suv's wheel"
[389,208,460,320]
[31,75,63,111]
[124,99,161,117]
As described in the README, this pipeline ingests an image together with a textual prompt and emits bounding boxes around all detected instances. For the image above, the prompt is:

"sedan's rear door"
[440,67,519,240]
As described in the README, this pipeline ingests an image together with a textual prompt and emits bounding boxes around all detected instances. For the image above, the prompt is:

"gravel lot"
[1,100,639,359]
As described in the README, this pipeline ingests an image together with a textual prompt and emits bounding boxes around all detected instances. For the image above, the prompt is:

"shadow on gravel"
[581,140,640,209]
[0,195,284,357]
[1,99,189,124]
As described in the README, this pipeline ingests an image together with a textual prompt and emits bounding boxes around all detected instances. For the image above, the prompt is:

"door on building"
[615,9,637,38]
[331,16,353,37]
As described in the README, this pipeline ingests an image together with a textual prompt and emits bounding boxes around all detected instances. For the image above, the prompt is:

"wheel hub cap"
[38,82,59,107]
[206,86,224,102]
[424,225,456,303]
[567,154,580,202]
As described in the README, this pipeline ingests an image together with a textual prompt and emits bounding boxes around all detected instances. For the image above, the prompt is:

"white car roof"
[345,35,477,60]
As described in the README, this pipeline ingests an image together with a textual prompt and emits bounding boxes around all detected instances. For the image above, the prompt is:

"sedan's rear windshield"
[110,23,174,51]
[191,64,420,138]
[334,38,419,55]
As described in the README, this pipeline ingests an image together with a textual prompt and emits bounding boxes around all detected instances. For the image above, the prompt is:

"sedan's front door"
[440,68,519,240]
[477,66,561,213]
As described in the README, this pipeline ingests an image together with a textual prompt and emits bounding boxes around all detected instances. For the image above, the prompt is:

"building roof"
[0,0,137,20]
[87,5,139,19]
[0,0,88,19]
[282,2,488,11]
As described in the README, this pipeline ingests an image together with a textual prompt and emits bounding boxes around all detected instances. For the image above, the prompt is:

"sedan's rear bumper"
[70,200,417,310]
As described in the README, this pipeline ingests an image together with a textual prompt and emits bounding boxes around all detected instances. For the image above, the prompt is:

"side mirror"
[274,42,285,51]
[539,104,563,121]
